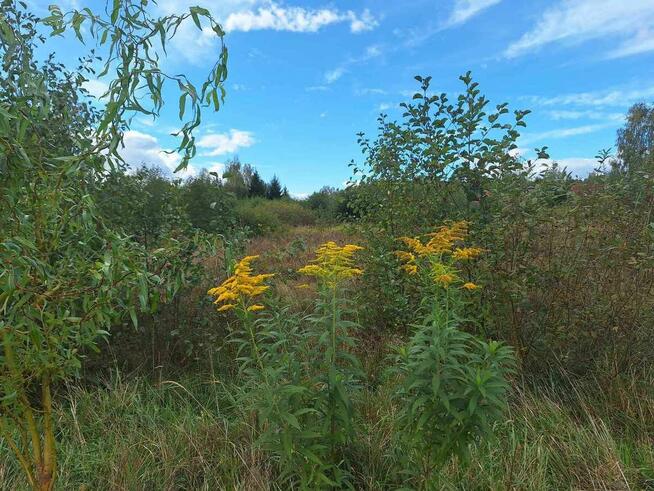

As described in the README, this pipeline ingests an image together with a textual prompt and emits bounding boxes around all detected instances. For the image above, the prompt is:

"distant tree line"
[220,157,288,200]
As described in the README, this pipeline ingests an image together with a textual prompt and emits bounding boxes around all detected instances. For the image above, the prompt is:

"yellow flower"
[398,221,469,258]
[215,291,239,303]
[398,237,428,256]
[462,282,480,290]
[423,221,469,255]
[452,247,483,261]
[435,273,456,287]
[208,255,273,313]
[299,241,364,287]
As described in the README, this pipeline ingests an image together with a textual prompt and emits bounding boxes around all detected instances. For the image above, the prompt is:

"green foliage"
[616,102,654,175]
[478,166,654,375]
[95,166,190,246]
[394,310,514,477]
[248,169,267,198]
[1,1,653,487]
[236,198,316,235]
[350,72,529,234]
[267,175,284,200]
[305,186,352,222]
[349,73,529,333]
[41,0,228,172]
[222,157,251,199]
[0,1,228,488]
[183,170,237,233]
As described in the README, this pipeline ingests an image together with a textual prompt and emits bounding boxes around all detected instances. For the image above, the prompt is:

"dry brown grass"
[245,225,361,309]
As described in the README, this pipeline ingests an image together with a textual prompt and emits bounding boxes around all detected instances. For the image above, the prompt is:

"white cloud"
[525,85,654,108]
[349,9,378,33]
[121,130,180,172]
[533,157,598,177]
[83,79,108,98]
[325,67,345,84]
[608,28,654,59]
[197,129,255,157]
[119,131,199,178]
[378,102,392,111]
[395,0,500,46]
[136,117,156,127]
[206,162,226,177]
[446,0,502,27]
[223,3,377,33]
[556,157,599,174]
[306,85,330,92]
[546,110,625,122]
[505,0,654,59]
[520,123,613,145]
[154,1,377,67]
[324,44,384,85]
[356,88,387,96]
[508,147,531,158]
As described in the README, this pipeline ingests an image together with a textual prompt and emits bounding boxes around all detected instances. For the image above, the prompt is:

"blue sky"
[31,0,654,197]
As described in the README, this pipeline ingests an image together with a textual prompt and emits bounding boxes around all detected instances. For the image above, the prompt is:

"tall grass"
[1,370,652,489]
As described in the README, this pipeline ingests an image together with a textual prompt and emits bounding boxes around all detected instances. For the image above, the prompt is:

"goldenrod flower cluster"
[298,242,364,287]
[452,247,484,261]
[396,222,482,290]
[399,221,469,257]
[208,255,274,312]
[394,250,418,275]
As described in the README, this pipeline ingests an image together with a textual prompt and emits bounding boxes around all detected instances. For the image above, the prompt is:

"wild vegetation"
[1,1,653,490]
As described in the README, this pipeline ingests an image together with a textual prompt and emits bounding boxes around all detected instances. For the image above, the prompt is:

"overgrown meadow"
[1,1,653,490]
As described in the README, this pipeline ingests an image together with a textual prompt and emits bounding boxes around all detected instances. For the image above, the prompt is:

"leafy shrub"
[391,222,515,481]
[479,167,654,376]
[0,2,228,488]
[236,198,316,234]
[349,73,528,235]
[207,245,365,488]
[182,170,238,234]
[304,186,351,222]
[96,166,192,245]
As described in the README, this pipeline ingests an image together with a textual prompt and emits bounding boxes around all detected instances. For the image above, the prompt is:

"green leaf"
[111,0,120,24]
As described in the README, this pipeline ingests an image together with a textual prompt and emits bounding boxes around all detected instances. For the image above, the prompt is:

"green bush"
[478,168,654,376]
[236,198,316,234]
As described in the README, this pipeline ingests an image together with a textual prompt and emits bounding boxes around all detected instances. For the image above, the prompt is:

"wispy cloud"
[520,123,613,145]
[355,88,387,96]
[153,1,377,66]
[524,85,654,108]
[305,85,330,92]
[323,44,384,85]
[504,0,654,59]
[325,67,345,84]
[546,109,625,122]
[224,3,377,33]
[395,0,500,48]
[197,129,255,157]
[445,0,502,28]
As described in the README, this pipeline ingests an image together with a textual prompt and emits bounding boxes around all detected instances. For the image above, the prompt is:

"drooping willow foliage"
[0,1,228,489]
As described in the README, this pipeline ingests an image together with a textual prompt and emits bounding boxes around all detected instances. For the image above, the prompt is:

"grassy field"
[2,226,653,490]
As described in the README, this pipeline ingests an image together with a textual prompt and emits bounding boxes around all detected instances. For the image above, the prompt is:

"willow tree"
[0,1,227,489]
